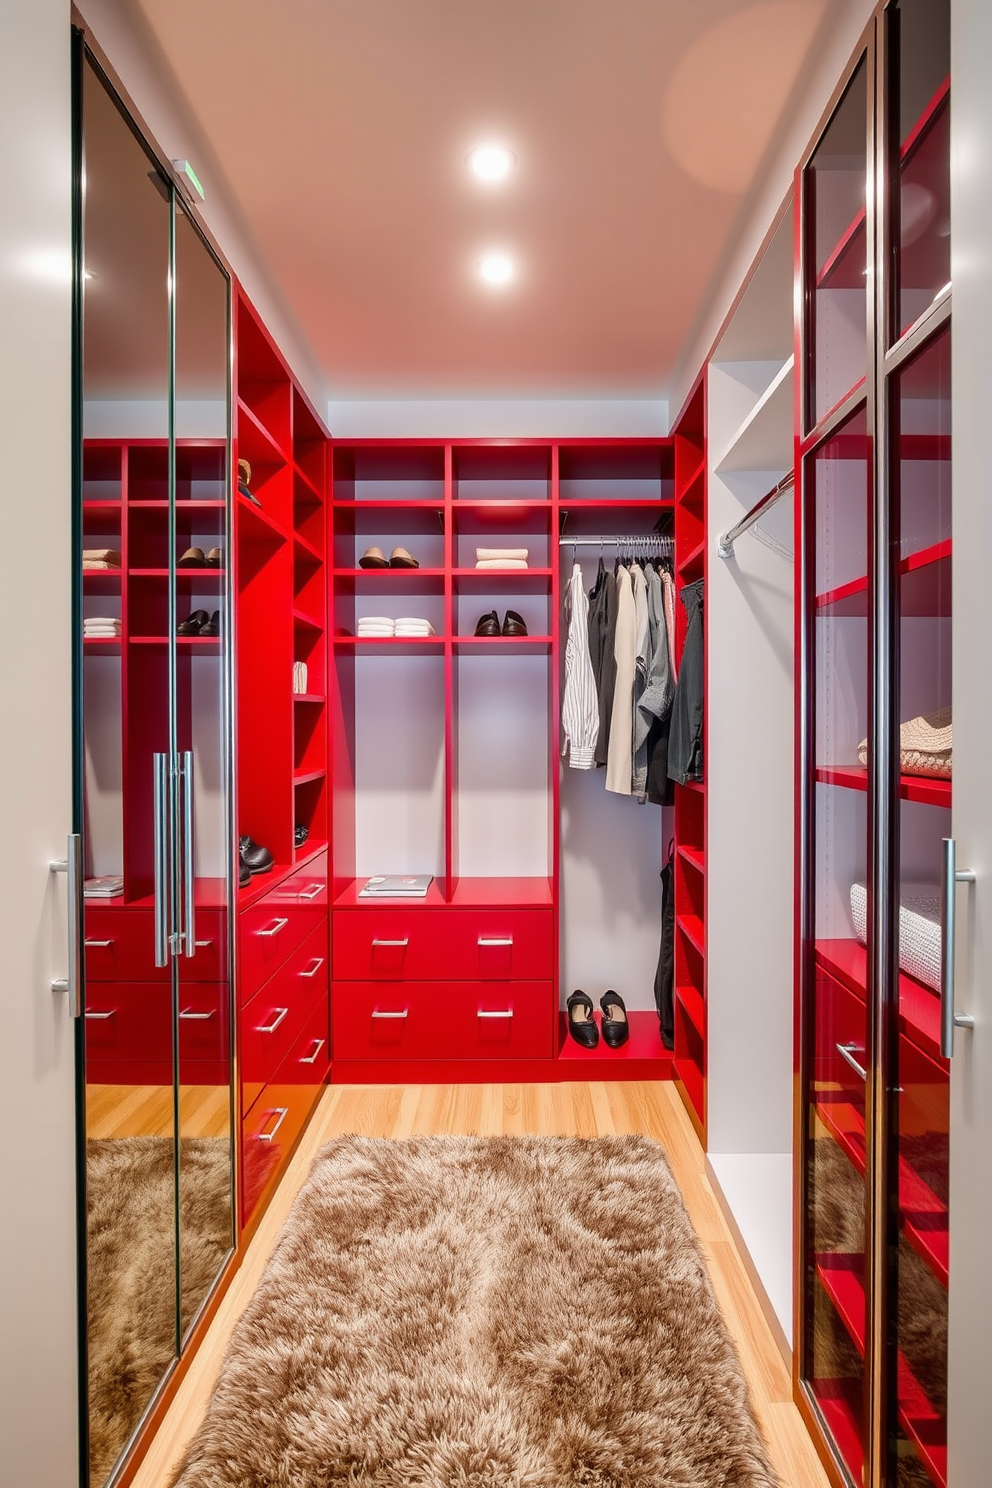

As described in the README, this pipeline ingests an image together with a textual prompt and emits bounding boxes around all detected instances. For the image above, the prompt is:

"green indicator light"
[171,158,205,202]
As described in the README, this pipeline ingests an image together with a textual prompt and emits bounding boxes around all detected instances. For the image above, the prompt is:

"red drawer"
[178,981,231,1065]
[84,981,171,1063]
[333,908,553,982]
[332,980,554,1061]
[239,853,327,1004]
[241,998,329,1227]
[814,969,869,1093]
[84,907,227,983]
[242,922,329,1111]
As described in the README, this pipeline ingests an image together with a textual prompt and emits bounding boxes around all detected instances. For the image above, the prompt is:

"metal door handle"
[194,938,212,949]
[179,1008,215,1021]
[153,752,170,966]
[941,837,976,1057]
[300,1038,326,1065]
[180,750,195,957]
[298,883,323,901]
[372,938,409,948]
[300,957,325,978]
[478,936,513,947]
[478,1009,513,1019]
[257,1106,288,1142]
[259,917,289,938]
[371,1009,408,1019]
[836,1042,868,1081]
[84,939,114,948]
[258,1007,289,1034]
[84,1010,115,1021]
[50,833,83,1018]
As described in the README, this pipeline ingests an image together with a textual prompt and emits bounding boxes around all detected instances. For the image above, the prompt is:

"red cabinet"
[333,907,553,982]
[242,922,329,1111]
[239,851,327,1004]
[85,906,227,982]
[332,980,554,1061]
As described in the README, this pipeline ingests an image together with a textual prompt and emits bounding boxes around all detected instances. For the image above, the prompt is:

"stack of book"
[84,875,124,898]
[358,875,433,899]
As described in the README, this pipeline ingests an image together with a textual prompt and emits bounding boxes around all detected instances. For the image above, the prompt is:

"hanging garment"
[586,557,608,692]
[606,565,637,794]
[655,842,676,1049]
[634,565,674,802]
[561,562,598,769]
[661,567,678,680]
[668,578,704,785]
[593,567,618,767]
[630,563,651,797]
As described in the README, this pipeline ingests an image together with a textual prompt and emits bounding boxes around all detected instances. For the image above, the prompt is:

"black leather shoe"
[199,609,221,637]
[600,990,629,1048]
[239,835,274,875]
[502,609,528,636]
[567,990,599,1049]
[177,609,209,636]
[239,858,251,888]
[474,610,501,637]
[294,822,309,847]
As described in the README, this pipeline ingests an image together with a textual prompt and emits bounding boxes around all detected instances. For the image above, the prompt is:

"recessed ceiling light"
[468,143,515,184]
[478,252,515,288]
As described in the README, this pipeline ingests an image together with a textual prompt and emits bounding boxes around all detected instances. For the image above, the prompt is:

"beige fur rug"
[172,1134,779,1488]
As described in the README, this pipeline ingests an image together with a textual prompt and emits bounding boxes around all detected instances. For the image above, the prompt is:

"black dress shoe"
[567,990,599,1049]
[199,609,221,637]
[474,610,501,637]
[502,609,528,636]
[239,859,251,888]
[294,823,309,847]
[600,990,630,1048]
[177,609,209,636]
[239,835,274,875]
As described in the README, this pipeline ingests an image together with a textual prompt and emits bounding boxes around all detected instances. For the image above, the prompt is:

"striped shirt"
[561,562,598,769]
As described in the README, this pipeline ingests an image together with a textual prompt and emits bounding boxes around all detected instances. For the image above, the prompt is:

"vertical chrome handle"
[941,837,976,1058]
[153,752,170,966]
[181,750,195,957]
[50,833,83,1018]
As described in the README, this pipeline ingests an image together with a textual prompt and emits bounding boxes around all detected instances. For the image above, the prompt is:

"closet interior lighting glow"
[478,253,515,287]
[467,143,515,183]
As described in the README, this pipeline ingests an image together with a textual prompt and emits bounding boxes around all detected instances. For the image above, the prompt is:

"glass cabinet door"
[803,405,873,1483]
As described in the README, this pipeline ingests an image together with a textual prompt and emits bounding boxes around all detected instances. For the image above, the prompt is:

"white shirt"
[561,562,598,769]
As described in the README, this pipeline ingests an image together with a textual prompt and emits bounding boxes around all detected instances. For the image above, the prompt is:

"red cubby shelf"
[678,845,705,876]
[814,939,944,1063]
[557,1011,674,1076]
[675,985,705,1040]
[294,693,326,704]
[677,538,705,577]
[677,913,705,958]
[815,765,951,808]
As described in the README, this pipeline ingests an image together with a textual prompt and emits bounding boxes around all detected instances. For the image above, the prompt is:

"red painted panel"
[242,921,329,1110]
[332,907,553,982]
[332,980,554,1061]
[84,980,171,1064]
[239,851,328,1004]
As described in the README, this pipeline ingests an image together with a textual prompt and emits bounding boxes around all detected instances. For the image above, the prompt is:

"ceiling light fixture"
[478,252,515,288]
[468,143,515,184]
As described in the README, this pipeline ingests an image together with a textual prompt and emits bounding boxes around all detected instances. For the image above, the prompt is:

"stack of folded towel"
[475,547,529,570]
[356,617,436,638]
[84,616,122,639]
[292,660,308,694]
[83,548,122,571]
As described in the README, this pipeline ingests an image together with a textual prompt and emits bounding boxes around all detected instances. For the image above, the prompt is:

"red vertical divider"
[550,443,562,998]
[443,443,455,900]
[328,443,355,899]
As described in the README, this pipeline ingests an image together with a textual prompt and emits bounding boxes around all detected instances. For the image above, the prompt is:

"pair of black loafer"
[239,834,274,888]
[474,609,528,638]
[178,608,220,637]
[567,989,629,1049]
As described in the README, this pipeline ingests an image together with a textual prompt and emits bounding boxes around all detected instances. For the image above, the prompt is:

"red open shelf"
[557,1010,673,1072]
[237,396,287,465]
[815,939,944,1062]
[815,765,951,809]
[677,845,705,876]
[677,538,704,577]
[675,985,705,1039]
[677,913,705,957]
[816,574,867,617]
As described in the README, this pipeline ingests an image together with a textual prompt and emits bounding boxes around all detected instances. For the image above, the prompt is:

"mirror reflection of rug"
[172,1134,781,1488]
[85,1136,244,1487]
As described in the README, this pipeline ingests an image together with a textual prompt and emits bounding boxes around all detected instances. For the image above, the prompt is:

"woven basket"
[850,880,941,992]
[857,707,951,779]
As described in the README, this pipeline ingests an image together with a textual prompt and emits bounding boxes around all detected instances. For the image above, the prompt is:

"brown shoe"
[359,546,388,568]
[178,546,206,567]
[502,610,529,636]
[205,547,224,568]
[389,547,420,568]
[474,610,501,637]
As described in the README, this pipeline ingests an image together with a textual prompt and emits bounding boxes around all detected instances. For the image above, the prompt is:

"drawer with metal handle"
[332,907,553,982]
[84,906,228,983]
[239,851,327,1003]
[242,921,329,1110]
[332,980,554,1061]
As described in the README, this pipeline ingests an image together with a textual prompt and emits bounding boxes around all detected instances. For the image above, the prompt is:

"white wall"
[326,399,668,440]
[0,2,79,1481]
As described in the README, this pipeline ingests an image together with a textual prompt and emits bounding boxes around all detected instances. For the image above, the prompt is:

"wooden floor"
[131,1081,829,1488]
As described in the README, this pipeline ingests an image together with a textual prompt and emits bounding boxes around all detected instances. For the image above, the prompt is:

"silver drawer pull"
[194,938,213,949]
[84,939,114,948]
[478,1009,513,1019]
[300,1038,326,1066]
[371,1009,408,1019]
[372,938,409,948]
[258,1006,289,1034]
[478,936,513,947]
[84,1010,115,1021]
[257,1106,288,1142]
[298,883,323,901]
[259,917,289,938]
[836,1042,868,1081]
[300,957,325,978]
[179,1008,215,1021]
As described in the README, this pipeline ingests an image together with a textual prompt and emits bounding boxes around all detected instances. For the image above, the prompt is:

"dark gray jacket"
[667,578,704,784]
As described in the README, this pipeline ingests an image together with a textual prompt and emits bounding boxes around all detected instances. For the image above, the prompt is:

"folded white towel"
[476,547,529,562]
[475,558,529,570]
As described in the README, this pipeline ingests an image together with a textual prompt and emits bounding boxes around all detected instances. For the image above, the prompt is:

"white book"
[358,874,433,898]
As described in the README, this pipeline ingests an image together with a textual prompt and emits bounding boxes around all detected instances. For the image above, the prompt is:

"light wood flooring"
[130,1080,829,1488]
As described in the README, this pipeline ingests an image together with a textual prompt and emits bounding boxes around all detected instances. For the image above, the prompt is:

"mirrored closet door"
[76,44,235,1488]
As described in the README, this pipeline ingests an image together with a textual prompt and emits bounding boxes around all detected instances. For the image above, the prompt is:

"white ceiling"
[135,0,830,401]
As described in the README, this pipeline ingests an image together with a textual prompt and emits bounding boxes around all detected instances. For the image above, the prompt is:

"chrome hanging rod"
[716,472,794,560]
[558,534,674,548]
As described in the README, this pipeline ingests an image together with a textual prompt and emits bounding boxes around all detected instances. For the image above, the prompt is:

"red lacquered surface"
[242,921,329,1111]
[84,981,171,1064]
[238,850,327,1003]
[332,980,554,1062]
[333,907,553,982]
[557,1009,673,1069]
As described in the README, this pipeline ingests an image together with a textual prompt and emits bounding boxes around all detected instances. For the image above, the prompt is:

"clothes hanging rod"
[716,472,794,560]
[558,535,674,547]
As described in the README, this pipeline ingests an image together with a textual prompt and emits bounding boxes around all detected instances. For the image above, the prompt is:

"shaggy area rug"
[86,1137,236,1488]
[172,1134,780,1488]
